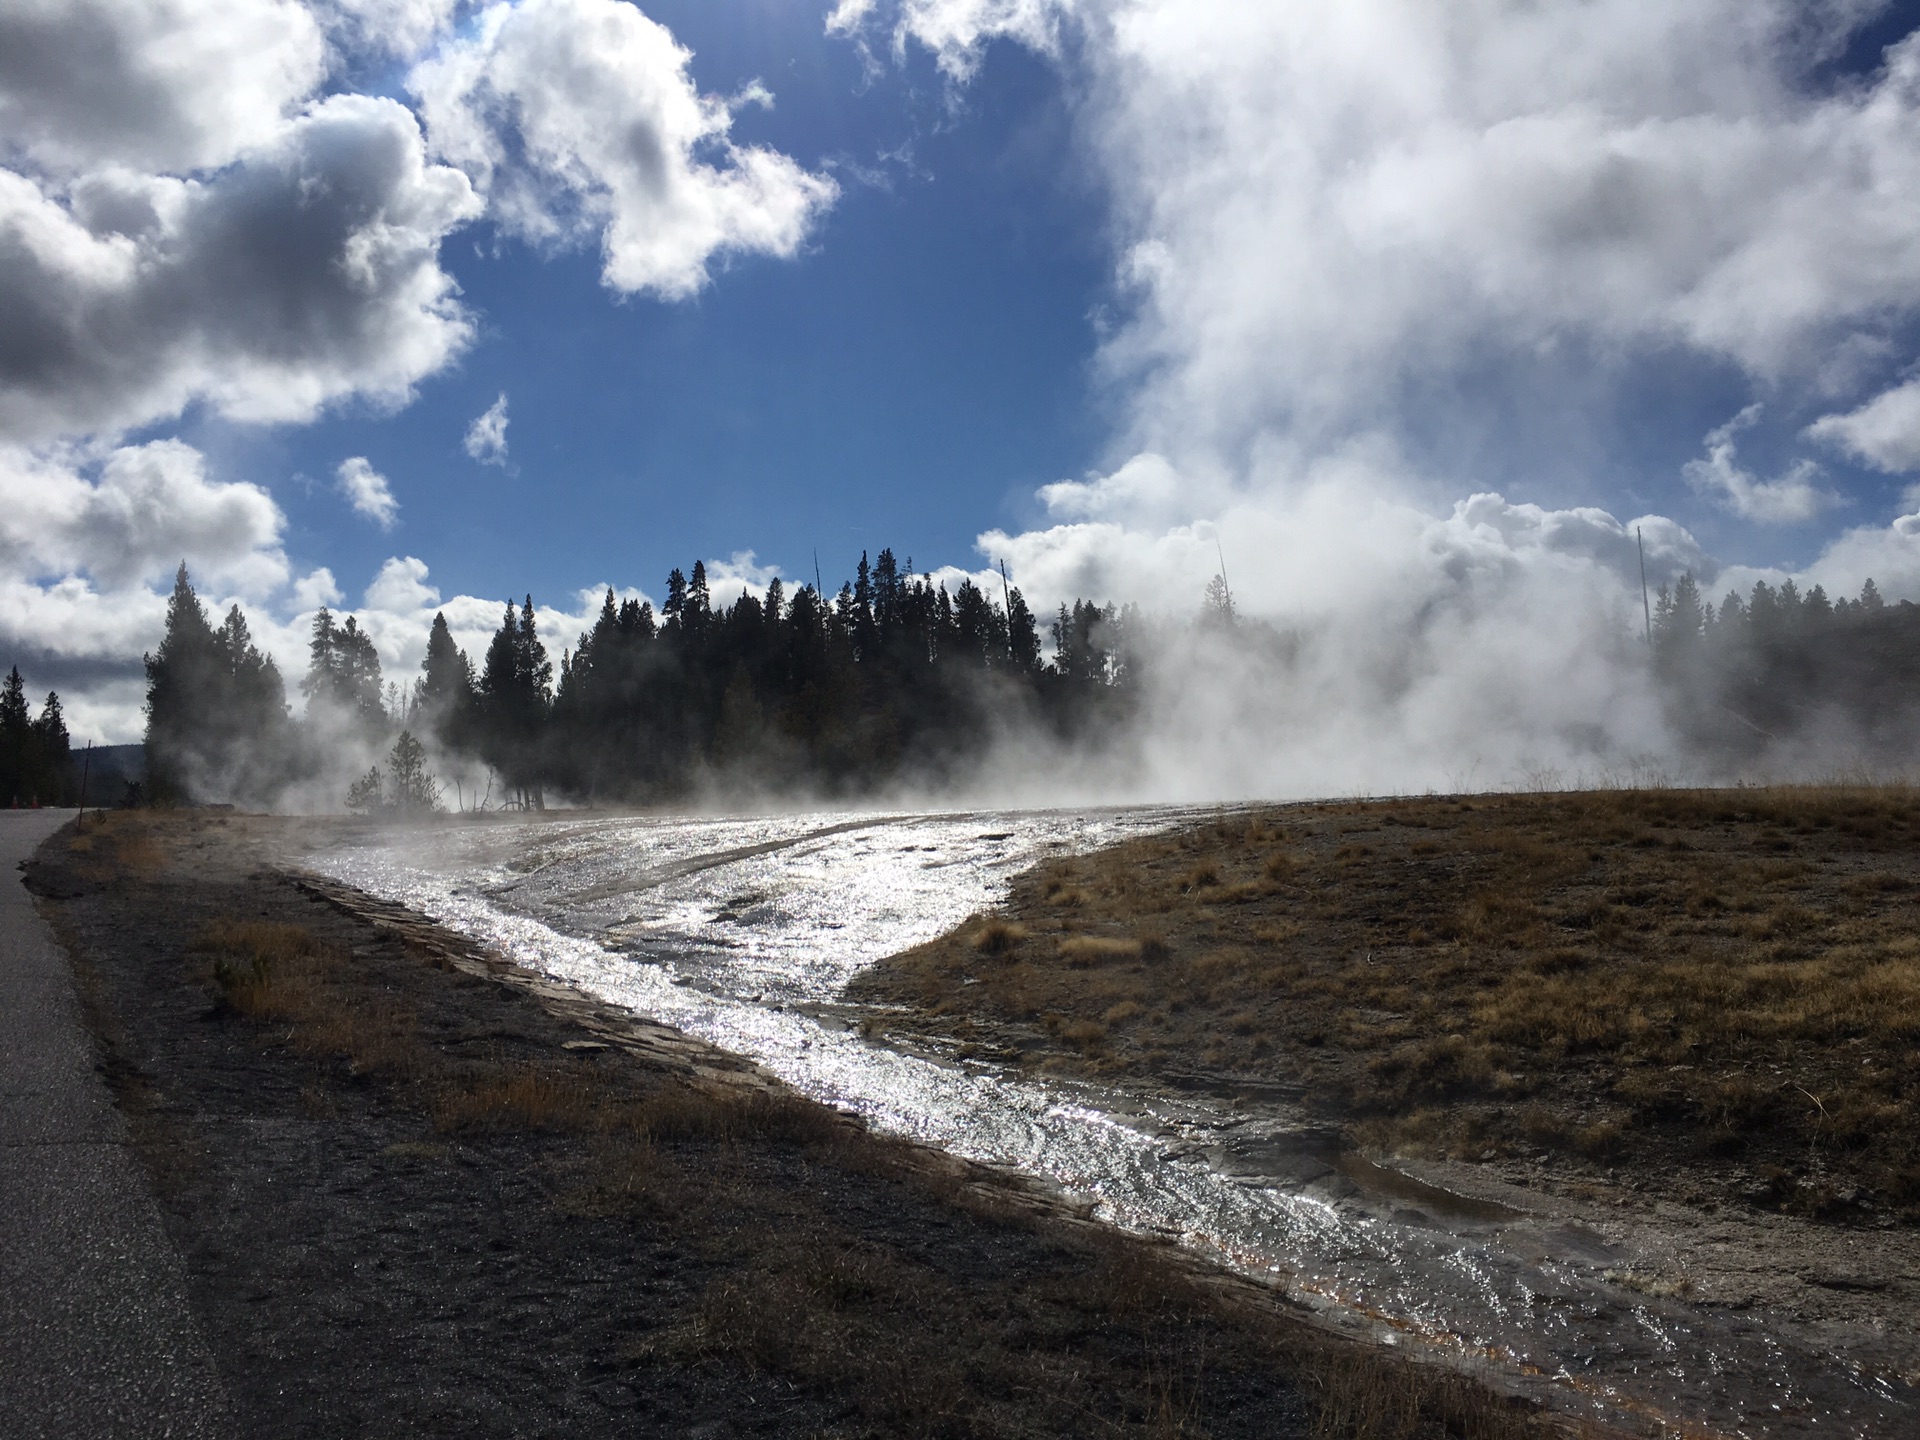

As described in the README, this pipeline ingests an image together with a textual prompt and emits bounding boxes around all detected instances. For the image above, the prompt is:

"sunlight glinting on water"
[315,809,1913,1438]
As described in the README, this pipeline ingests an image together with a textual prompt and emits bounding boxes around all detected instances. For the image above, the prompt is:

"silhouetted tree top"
[0,667,27,738]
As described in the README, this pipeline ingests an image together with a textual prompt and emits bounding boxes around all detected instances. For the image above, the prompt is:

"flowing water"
[313,807,1916,1438]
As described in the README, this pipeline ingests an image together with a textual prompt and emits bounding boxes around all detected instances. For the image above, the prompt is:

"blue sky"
[9,0,1920,746]
[187,7,1113,605]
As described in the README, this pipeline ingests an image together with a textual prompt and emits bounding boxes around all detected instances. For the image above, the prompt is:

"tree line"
[0,667,70,807]
[1650,572,1920,756]
[137,552,1152,809]
[105,554,1920,811]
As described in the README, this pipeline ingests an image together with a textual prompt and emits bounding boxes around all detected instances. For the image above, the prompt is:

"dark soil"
[25,811,1558,1440]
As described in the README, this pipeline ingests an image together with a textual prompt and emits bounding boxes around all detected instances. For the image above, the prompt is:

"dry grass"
[65,810,171,877]
[1060,935,1146,966]
[855,786,1920,1221]
[973,917,1029,954]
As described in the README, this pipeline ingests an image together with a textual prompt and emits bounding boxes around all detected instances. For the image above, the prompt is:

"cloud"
[967,451,1713,621]
[804,2,1920,791]
[1683,405,1841,524]
[1796,503,1920,605]
[412,0,838,299]
[699,549,783,609]
[0,0,326,175]
[464,392,510,465]
[292,566,344,610]
[0,439,288,594]
[336,456,399,528]
[827,0,1076,80]
[0,438,298,744]
[0,1,827,755]
[0,93,482,445]
[314,0,459,58]
[1806,377,1920,473]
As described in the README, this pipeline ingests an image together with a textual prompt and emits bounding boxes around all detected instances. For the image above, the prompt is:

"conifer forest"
[11,554,1917,811]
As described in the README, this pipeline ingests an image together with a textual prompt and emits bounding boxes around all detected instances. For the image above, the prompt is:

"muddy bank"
[851,789,1920,1424]
[25,810,1562,1440]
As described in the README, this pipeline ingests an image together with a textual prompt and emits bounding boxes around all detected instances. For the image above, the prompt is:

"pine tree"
[1202,574,1235,629]
[1803,584,1833,627]
[1006,587,1042,673]
[144,564,224,801]
[30,692,70,805]
[302,608,339,704]
[477,597,552,807]
[662,569,688,636]
[337,617,386,725]
[302,607,386,731]
[683,563,712,654]
[384,730,442,814]
[0,667,27,739]
[0,668,29,806]
[414,611,476,745]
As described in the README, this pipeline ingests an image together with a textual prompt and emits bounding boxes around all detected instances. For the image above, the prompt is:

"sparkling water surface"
[314,807,1915,1438]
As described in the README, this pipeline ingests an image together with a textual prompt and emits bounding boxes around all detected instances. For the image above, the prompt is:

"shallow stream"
[314,807,1916,1438]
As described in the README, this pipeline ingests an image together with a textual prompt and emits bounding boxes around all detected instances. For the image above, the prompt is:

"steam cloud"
[831,0,1920,796]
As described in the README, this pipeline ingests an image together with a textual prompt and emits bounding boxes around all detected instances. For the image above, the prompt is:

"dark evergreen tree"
[476,597,552,807]
[1007,587,1042,674]
[414,611,476,746]
[0,668,29,805]
[0,676,74,806]
[145,565,221,800]
[30,691,71,805]
[143,565,289,804]
[303,608,385,731]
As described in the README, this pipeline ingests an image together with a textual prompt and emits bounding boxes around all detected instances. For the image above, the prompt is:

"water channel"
[312,807,1916,1438]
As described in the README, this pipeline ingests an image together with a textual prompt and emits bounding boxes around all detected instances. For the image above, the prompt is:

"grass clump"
[971,917,1028,954]
[197,920,327,1017]
[1059,935,1143,966]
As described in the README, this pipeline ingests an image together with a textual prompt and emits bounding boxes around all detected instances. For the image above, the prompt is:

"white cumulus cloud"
[465,392,510,465]
[413,0,838,299]
[0,439,288,594]
[336,456,399,528]
[0,94,482,445]
[0,0,327,175]
[846,1,1920,482]
[1806,377,1920,474]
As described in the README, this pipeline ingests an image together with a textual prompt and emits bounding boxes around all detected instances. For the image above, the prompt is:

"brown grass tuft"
[972,918,1028,954]
[1059,935,1144,966]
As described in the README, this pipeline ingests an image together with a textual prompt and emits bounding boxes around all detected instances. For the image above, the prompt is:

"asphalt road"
[0,811,230,1439]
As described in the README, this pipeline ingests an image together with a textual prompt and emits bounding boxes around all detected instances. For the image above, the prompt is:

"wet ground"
[310,807,1920,1438]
